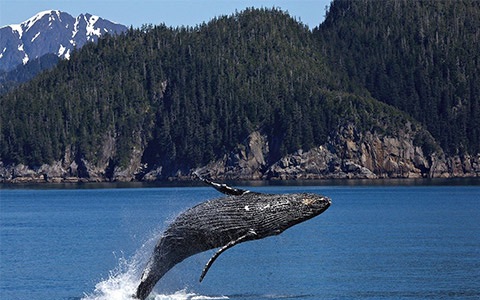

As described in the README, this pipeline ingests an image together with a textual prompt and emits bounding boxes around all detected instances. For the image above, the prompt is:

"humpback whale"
[135,175,331,300]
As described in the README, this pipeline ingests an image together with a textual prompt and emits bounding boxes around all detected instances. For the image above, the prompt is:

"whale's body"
[135,178,331,300]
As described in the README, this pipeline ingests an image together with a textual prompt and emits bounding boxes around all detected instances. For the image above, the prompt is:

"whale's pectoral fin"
[199,230,257,282]
[195,171,250,196]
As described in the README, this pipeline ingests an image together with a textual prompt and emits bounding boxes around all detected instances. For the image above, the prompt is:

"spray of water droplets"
[81,232,228,300]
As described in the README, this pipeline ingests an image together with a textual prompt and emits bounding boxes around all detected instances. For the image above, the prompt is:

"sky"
[0,0,332,30]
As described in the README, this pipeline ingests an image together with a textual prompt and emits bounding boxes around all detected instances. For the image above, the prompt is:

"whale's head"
[285,192,331,223]
[252,193,331,236]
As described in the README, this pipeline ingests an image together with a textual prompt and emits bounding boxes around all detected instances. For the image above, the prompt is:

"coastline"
[2,177,479,190]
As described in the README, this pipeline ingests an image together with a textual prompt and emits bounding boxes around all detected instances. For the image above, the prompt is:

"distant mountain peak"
[4,10,63,39]
[24,10,62,28]
[0,10,127,72]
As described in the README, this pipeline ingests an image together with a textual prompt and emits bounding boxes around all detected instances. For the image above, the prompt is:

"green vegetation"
[0,3,478,177]
[315,0,480,155]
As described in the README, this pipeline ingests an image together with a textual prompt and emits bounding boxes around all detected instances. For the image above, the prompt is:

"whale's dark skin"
[135,176,331,300]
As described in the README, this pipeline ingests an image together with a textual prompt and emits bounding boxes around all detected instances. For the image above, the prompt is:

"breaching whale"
[135,175,331,300]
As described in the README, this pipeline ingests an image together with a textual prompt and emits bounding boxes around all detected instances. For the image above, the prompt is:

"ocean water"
[1,182,479,300]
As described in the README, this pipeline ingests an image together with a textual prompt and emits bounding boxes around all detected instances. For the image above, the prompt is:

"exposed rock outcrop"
[199,131,269,180]
[0,131,147,183]
[196,125,479,181]
[1,125,479,183]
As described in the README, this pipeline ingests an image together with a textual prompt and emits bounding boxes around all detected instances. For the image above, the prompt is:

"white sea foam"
[81,254,141,300]
[84,271,227,300]
[82,256,228,300]
[81,230,153,300]
[153,290,228,300]
[81,226,226,300]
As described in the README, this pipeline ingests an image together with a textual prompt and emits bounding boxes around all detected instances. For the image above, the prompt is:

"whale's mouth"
[326,197,332,205]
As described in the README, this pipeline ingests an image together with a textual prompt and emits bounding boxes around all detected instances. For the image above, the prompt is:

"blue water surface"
[0,183,479,300]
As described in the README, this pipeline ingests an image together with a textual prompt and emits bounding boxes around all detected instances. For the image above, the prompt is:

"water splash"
[154,290,228,300]
[81,253,142,300]
[81,231,228,300]
[82,252,228,300]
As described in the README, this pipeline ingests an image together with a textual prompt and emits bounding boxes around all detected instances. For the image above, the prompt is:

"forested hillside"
[0,9,326,167]
[315,0,480,156]
[0,54,59,95]
[0,3,478,182]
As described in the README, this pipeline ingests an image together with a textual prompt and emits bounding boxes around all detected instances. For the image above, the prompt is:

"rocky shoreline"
[1,153,478,184]
[1,126,479,184]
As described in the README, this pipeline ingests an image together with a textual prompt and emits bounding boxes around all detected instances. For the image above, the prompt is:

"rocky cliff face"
[1,124,478,183]
[196,124,479,181]
[0,131,147,183]
[265,124,430,180]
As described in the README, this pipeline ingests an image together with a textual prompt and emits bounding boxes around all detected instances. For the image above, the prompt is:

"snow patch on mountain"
[0,10,127,72]
[31,32,41,42]
[18,44,29,64]
[58,44,66,56]
[9,24,23,38]
[86,14,101,37]
[72,17,80,41]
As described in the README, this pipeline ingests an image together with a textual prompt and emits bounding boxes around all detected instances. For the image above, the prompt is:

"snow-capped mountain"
[0,10,127,72]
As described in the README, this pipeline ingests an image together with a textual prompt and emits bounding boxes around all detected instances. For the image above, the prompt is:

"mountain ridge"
[0,10,127,72]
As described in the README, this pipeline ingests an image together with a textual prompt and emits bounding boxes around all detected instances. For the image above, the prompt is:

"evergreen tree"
[1,4,477,178]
